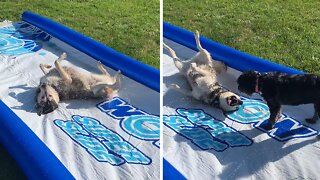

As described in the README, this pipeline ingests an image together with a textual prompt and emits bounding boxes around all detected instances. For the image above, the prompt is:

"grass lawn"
[0,0,160,68]
[164,0,320,74]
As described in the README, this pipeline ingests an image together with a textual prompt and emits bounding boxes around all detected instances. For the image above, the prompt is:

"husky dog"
[36,52,121,115]
[163,31,243,113]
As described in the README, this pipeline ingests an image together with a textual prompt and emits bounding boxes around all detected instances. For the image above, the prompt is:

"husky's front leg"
[97,61,111,77]
[39,64,52,75]
[168,84,193,97]
[54,52,72,83]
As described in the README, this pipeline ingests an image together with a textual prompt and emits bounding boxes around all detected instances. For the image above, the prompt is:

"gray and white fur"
[36,52,121,115]
[163,31,242,113]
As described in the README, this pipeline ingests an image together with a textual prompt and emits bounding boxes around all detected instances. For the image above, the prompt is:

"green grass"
[0,0,160,68]
[164,0,320,74]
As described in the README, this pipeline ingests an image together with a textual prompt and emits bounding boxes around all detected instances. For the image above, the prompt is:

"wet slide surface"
[163,39,320,180]
[0,21,160,179]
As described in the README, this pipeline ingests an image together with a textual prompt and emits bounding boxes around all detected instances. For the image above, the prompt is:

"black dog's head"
[237,71,260,95]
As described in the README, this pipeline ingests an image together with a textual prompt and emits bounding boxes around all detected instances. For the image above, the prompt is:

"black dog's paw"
[258,121,274,131]
[306,118,317,124]
[264,123,273,131]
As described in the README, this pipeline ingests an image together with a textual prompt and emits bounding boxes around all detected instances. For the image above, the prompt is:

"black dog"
[237,71,320,130]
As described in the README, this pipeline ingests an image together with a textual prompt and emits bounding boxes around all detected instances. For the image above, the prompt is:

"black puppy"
[237,71,320,130]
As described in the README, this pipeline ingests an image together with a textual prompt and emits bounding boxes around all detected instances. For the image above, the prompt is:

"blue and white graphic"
[164,108,253,152]
[54,115,151,166]
[226,97,318,141]
[97,97,160,148]
[227,97,270,124]
[0,22,50,56]
[255,114,318,141]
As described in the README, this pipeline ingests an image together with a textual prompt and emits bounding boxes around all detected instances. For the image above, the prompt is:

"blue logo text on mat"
[97,97,160,148]
[0,22,50,56]
[164,108,253,152]
[227,97,318,141]
[54,115,151,166]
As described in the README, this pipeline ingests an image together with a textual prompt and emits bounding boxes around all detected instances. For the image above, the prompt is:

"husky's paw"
[40,64,52,68]
[97,61,104,67]
[195,30,200,38]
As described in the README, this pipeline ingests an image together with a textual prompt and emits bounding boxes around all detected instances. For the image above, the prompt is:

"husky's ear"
[35,87,40,102]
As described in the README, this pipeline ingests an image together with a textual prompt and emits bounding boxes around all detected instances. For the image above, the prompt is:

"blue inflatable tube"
[22,11,160,92]
[0,100,74,179]
[163,22,304,74]
[163,159,186,180]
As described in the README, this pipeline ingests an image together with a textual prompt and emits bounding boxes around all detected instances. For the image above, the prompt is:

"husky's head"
[219,91,243,113]
[35,83,60,116]
[92,70,122,99]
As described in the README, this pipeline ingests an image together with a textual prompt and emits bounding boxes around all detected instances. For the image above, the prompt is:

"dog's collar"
[210,93,221,108]
[208,83,226,107]
[255,72,266,93]
[255,77,260,93]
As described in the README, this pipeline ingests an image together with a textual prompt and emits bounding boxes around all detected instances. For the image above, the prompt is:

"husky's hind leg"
[193,31,213,66]
[96,61,121,90]
[97,61,111,77]
[194,31,227,73]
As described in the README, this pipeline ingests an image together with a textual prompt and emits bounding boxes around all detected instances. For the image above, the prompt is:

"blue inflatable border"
[163,159,186,180]
[22,11,160,92]
[0,100,74,180]
[162,22,308,179]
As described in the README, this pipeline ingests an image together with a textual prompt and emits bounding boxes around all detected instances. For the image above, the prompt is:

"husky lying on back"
[163,31,243,113]
[36,52,121,115]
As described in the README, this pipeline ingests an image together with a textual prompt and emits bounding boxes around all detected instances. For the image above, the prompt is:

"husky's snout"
[36,84,59,116]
